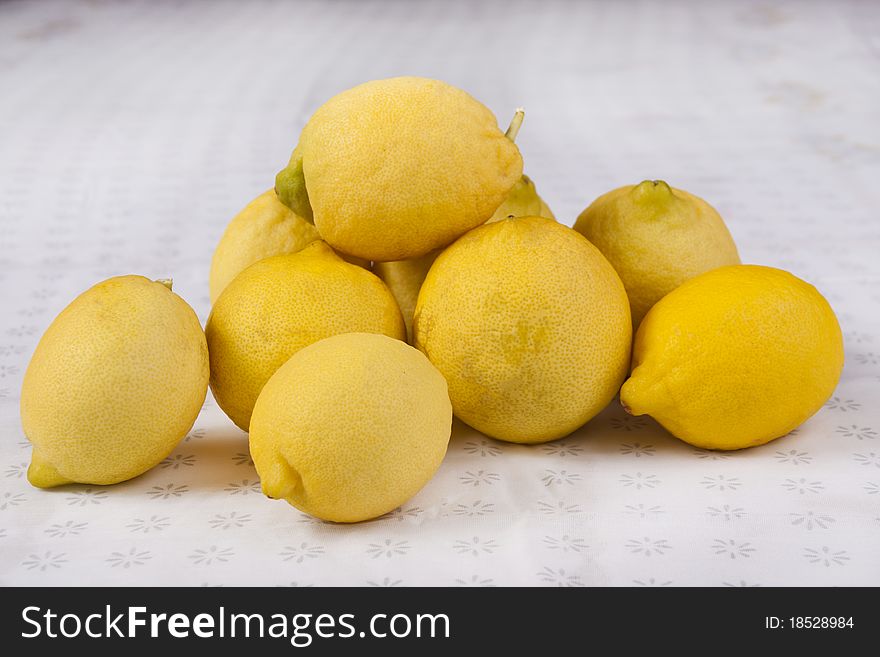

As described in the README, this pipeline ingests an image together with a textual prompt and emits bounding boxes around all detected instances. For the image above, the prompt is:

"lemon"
[489,174,555,222]
[373,250,440,344]
[414,216,631,443]
[621,265,844,450]
[209,189,320,304]
[375,174,555,343]
[206,241,405,431]
[21,276,208,487]
[574,180,740,327]
[250,332,451,523]
[275,76,523,261]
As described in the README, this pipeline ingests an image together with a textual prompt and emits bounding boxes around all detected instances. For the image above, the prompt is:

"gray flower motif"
[189,546,234,565]
[0,528,6,539]
[452,501,495,517]
[865,482,879,495]
[537,567,583,587]
[208,512,252,530]
[837,425,877,441]
[45,521,88,538]
[0,491,26,510]
[625,503,664,518]
[367,540,411,559]
[0,365,20,378]
[455,575,495,587]
[459,470,501,487]
[146,484,188,500]
[543,535,588,553]
[825,397,860,412]
[382,506,423,522]
[782,478,824,494]
[277,581,314,588]
[610,416,647,431]
[803,546,850,567]
[184,428,206,442]
[541,442,584,457]
[22,551,67,571]
[693,448,732,460]
[619,472,660,489]
[6,325,39,337]
[66,488,108,506]
[790,512,835,530]
[4,463,27,479]
[844,331,873,344]
[774,449,812,465]
[723,580,761,587]
[854,352,879,366]
[224,479,261,495]
[853,452,880,468]
[106,548,152,569]
[541,470,582,486]
[537,500,582,515]
[711,539,756,559]
[700,475,742,491]
[462,439,502,457]
[232,452,254,467]
[280,543,325,563]
[17,307,46,319]
[707,505,746,521]
[625,537,672,557]
[620,442,655,457]
[0,388,10,399]
[453,537,498,556]
[367,577,403,587]
[127,515,170,533]
[633,578,672,586]
[160,454,196,470]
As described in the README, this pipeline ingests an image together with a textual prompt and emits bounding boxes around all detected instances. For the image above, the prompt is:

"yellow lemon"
[21,276,208,488]
[620,265,844,450]
[250,332,452,523]
[373,250,440,344]
[206,241,404,431]
[489,174,555,222]
[414,216,631,443]
[574,180,740,327]
[275,76,523,261]
[375,174,555,343]
[209,189,369,304]
[209,189,320,304]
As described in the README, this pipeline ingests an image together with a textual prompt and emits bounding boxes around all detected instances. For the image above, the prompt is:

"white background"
[0,0,878,586]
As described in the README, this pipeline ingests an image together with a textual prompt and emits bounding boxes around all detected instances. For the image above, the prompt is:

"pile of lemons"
[20,77,843,523]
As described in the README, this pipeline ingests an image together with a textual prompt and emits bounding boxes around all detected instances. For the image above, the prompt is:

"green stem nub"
[505,108,525,142]
[155,278,173,290]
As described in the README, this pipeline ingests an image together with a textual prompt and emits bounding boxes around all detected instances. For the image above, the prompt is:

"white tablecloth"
[1,0,878,586]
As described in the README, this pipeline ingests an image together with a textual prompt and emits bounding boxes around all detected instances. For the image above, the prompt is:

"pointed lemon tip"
[619,375,648,418]
[155,278,173,291]
[27,451,72,488]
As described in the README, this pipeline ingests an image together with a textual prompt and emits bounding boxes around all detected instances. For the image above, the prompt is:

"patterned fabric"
[0,0,878,586]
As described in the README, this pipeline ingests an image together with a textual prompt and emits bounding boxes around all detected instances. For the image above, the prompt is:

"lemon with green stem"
[275,76,524,261]
[574,180,740,328]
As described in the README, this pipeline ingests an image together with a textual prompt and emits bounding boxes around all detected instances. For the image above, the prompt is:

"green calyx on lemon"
[621,265,844,450]
[574,180,740,327]
[275,76,523,261]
